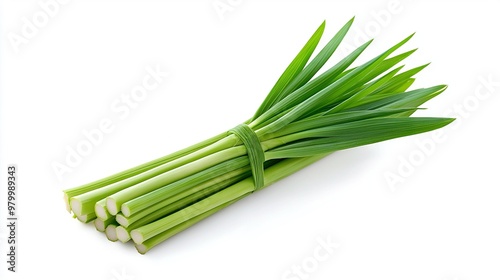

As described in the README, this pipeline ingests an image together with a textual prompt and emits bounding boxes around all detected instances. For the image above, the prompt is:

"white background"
[1,0,499,279]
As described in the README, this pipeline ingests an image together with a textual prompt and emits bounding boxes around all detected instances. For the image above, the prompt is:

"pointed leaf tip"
[400,33,415,44]
[437,84,448,90]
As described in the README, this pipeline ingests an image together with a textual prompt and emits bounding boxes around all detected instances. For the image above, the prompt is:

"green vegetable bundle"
[63,18,453,254]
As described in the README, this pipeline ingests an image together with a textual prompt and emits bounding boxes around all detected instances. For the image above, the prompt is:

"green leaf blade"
[253,21,326,119]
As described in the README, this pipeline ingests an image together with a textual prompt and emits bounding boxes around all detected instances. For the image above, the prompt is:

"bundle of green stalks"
[63,18,453,254]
